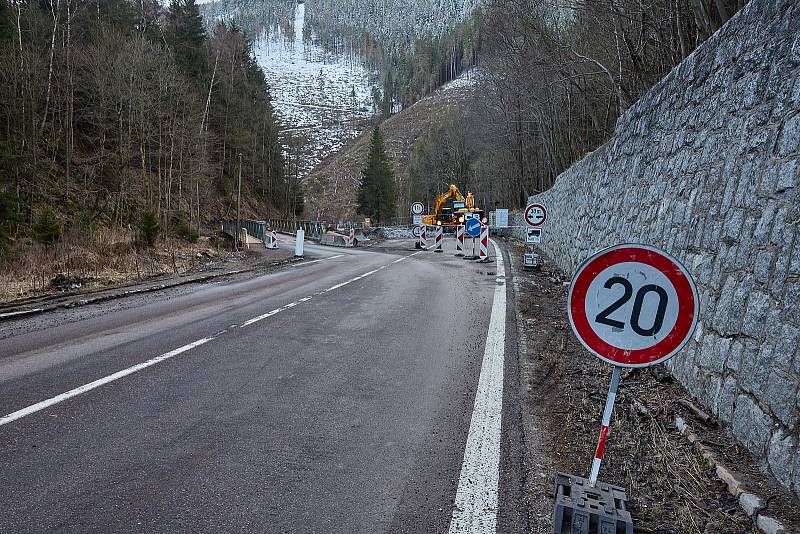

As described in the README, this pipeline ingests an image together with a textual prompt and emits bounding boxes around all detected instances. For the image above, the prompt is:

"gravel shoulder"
[504,238,800,533]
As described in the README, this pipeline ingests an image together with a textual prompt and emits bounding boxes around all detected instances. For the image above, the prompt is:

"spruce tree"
[357,127,396,224]
[167,0,207,79]
[32,208,61,247]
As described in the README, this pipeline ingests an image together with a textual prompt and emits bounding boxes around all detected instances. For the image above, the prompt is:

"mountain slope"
[303,73,477,221]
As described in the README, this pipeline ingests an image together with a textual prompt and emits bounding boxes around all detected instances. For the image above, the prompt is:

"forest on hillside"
[409,0,748,210]
[0,0,299,256]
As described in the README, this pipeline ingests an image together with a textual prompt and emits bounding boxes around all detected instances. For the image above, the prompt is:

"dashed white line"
[0,337,213,427]
[291,254,344,267]
[241,309,280,327]
[448,239,506,534]
[0,251,420,428]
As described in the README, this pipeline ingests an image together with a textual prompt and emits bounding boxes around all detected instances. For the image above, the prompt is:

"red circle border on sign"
[525,203,547,227]
[568,244,698,367]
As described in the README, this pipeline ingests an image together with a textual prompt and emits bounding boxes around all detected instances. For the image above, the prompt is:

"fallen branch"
[676,398,716,426]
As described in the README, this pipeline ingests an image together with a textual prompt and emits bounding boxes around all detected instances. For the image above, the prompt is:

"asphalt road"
[0,237,525,533]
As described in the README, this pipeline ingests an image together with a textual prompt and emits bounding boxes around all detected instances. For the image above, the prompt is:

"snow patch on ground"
[252,3,377,178]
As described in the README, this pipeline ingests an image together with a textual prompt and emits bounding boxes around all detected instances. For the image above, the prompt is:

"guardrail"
[221,219,268,242]
[267,219,328,240]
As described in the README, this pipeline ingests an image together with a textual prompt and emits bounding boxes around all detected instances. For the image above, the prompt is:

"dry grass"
[0,228,227,303]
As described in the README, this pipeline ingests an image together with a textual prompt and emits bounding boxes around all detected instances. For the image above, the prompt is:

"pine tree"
[167,0,207,79]
[357,127,396,224]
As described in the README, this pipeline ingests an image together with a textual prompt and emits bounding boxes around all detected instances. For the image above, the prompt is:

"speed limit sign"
[568,243,699,368]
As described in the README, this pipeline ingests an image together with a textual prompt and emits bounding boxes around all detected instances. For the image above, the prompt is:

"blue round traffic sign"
[465,217,482,237]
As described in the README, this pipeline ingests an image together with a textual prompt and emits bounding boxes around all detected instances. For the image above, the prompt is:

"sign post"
[464,218,481,260]
[567,243,699,486]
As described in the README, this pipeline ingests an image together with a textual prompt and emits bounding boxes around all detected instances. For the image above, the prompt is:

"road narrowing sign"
[524,203,547,227]
[411,202,424,215]
[465,217,482,238]
[567,243,699,368]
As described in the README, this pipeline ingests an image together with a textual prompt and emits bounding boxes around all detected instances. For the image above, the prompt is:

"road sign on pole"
[412,215,423,225]
[412,225,422,238]
[567,243,699,368]
[495,209,509,228]
[524,203,547,227]
[566,243,699,488]
[465,217,482,238]
[411,202,424,215]
[526,228,541,244]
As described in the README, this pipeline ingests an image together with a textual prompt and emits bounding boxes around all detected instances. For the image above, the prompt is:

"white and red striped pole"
[477,223,489,262]
[588,366,622,487]
[455,225,464,256]
[434,225,443,252]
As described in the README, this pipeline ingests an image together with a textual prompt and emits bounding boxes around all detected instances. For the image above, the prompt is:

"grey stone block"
[776,160,797,193]
[777,112,800,157]
[768,429,797,489]
[742,291,771,338]
[765,370,799,427]
[740,342,771,396]
[754,249,774,285]
[732,394,773,456]
[774,325,800,368]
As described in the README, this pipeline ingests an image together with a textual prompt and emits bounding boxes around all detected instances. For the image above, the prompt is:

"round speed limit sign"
[568,244,699,368]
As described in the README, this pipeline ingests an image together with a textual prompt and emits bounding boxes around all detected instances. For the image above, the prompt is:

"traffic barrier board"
[567,243,699,368]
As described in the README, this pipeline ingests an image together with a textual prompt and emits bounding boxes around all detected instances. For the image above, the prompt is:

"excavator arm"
[429,184,464,220]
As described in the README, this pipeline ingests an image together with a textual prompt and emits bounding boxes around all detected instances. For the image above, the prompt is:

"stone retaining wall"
[508,0,800,496]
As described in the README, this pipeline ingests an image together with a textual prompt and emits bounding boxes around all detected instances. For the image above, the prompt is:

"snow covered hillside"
[252,3,378,179]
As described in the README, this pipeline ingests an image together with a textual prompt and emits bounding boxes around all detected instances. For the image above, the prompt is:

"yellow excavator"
[422,184,483,227]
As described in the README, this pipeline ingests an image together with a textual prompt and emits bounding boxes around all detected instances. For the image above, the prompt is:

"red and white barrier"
[477,223,490,262]
[421,225,428,249]
[455,225,464,256]
[434,226,443,252]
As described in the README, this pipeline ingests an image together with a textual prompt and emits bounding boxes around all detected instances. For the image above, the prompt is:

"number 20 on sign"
[567,243,699,486]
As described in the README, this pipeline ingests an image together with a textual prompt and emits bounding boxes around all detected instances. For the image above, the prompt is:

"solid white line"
[0,337,213,427]
[448,239,506,534]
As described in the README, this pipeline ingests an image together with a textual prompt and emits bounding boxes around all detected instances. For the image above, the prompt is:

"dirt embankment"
[507,239,800,533]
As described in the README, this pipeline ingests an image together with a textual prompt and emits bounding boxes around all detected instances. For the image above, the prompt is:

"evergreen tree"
[32,208,62,247]
[167,0,207,79]
[136,210,161,247]
[357,127,395,224]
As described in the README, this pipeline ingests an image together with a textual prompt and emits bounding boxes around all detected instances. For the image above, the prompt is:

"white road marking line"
[448,239,506,534]
[0,250,421,427]
[0,337,213,427]
[325,281,351,292]
[241,309,281,327]
[291,254,344,267]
